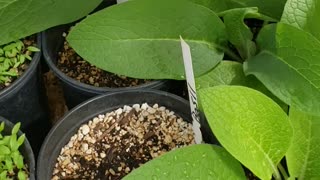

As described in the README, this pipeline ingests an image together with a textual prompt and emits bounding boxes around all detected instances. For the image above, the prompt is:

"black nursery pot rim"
[0,116,35,180]
[42,31,168,94]
[0,34,41,99]
[37,89,192,179]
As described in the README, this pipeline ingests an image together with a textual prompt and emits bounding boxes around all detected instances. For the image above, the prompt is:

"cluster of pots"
[0,2,216,179]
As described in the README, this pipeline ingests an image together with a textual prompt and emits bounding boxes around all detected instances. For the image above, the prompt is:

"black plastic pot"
[0,34,51,156]
[0,116,35,180]
[37,89,213,179]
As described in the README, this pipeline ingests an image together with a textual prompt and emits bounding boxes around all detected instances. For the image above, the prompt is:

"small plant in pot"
[0,117,35,180]
[0,0,106,153]
[37,90,204,179]
[66,0,320,179]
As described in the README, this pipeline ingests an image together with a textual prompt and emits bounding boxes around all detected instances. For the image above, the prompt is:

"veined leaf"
[221,8,258,60]
[281,0,320,40]
[286,109,320,180]
[244,23,320,115]
[68,0,227,80]
[123,144,246,180]
[0,0,102,45]
[196,61,248,89]
[199,86,292,180]
[196,61,288,112]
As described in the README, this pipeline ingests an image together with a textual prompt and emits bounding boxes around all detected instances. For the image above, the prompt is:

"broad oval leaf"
[67,0,227,80]
[286,109,320,180]
[244,23,320,115]
[281,0,320,40]
[123,144,246,180]
[0,0,102,45]
[196,61,288,112]
[199,86,292,180]
[196,61,248,89]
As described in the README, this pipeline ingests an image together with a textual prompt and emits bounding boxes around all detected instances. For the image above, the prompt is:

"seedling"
[0,122,28,180]
[0,40,39,85]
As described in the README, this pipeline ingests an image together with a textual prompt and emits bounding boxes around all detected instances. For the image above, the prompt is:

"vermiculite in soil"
[52,103,195,180]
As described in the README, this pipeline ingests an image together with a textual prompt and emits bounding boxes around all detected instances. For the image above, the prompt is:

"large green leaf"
[221,7,258,60]
[123,144,246,180]
[286,109,320,180]
[67,0,227,80]
[244,23,320,115]
[196,61,288,112]
[1,1,102,45]
[199,86,292,180]
[196,61,247,89]
[0,0,102,45]
[281,0,320,40]
[224,0,287,20]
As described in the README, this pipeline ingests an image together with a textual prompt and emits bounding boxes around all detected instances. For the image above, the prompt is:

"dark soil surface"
[57,33,150,88]
[0,37,36,91]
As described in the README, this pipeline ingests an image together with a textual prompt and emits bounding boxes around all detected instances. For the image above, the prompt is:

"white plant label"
[180,36,203,144]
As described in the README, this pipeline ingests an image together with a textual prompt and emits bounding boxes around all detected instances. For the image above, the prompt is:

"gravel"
[52,103,195,180]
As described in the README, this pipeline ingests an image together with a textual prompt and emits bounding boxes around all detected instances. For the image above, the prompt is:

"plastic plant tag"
[180,36,203,144]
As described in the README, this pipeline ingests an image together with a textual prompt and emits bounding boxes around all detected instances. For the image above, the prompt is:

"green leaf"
[123,144,246,180]
[286,109,320,179]
[0,171,7,180]
[9,134,18,151]
[244,23,320,115]
[17,134,25,147]
[0,145,10,155]
[221,7,258,60]
[224,0,287,20]
[281,0,320,41]
[187,0,228,13]
[196,61,248,89]
[68,0,227,80]
[26,46,40,52]
[4,156,13,171]
[13,154,24,169]
[196,61,288,112]
[1,136,10,145]
[0,122,4,133]
[0,0,102,45]
[18,171,26,180]
[11,122,20,135]
[199,86,293,180]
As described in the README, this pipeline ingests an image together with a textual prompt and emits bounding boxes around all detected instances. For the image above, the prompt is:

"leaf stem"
[278,163,289,180]
[272,164,282,180]
[220,47,242,62]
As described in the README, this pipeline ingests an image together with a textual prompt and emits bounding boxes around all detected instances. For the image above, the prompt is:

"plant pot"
[42,22,182,109]
[37,89,213,179]
[0,116,35,180]
[0,34,51,156]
